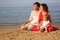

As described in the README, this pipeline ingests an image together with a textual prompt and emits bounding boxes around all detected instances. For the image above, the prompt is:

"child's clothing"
[40,20,49,29]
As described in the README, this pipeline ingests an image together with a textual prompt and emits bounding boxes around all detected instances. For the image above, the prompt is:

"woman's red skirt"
[48,25,56,31]
[32,25,56,32]
[32,25,40,31]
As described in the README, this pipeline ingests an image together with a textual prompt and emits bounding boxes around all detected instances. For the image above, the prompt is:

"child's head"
[43,14,49,21]
[40,3,49,12]
[33,2,40,10]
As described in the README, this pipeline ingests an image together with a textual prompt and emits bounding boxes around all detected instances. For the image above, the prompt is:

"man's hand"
[24,20,31,24]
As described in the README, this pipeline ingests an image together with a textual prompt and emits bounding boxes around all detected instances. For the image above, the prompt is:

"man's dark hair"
[34,2,40,7]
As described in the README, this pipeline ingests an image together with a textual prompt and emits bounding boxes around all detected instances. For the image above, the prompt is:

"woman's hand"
[46,23,51,27]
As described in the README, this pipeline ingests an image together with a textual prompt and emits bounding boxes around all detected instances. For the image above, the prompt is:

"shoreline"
[0,22,60,29]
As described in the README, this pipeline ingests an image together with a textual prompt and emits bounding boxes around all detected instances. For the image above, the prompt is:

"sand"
[0,27,60,40]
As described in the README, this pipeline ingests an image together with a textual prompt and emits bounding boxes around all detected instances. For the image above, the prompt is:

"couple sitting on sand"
[20,2,56,32]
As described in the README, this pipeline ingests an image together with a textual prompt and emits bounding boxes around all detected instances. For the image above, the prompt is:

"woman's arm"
[38,12,40,27]
[48,12,52,23]
[38,11,42,27]
[46,22,51,27]
[38,20,42,27]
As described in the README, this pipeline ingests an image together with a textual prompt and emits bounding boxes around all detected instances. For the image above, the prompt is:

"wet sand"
[0,27,60,40]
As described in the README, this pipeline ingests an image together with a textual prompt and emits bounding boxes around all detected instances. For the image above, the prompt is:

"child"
[40,14,51,32]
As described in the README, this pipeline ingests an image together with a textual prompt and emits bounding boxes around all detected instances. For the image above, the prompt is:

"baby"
[40,14,51,32]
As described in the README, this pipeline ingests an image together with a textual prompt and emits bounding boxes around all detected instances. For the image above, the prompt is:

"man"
[20,2,40,30]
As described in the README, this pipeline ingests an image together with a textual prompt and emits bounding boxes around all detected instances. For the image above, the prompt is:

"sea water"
[0,7,60,28]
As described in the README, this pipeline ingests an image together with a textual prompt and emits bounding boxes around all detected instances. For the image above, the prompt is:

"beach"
[0,24,60,40]
[0,7,60,40]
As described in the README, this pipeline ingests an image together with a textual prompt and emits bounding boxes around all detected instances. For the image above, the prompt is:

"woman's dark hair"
[40,3,49,12]
[34,2,40,7]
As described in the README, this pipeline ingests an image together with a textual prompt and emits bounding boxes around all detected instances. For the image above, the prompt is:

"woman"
[38,3,52,32]
[20,2,40,30]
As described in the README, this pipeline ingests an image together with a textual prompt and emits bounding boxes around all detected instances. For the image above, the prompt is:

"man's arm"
[24,20,32,24]
[24,11,33,24]
[21,11,33,26]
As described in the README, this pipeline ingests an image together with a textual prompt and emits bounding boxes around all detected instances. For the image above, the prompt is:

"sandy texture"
[0,28,60,40]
